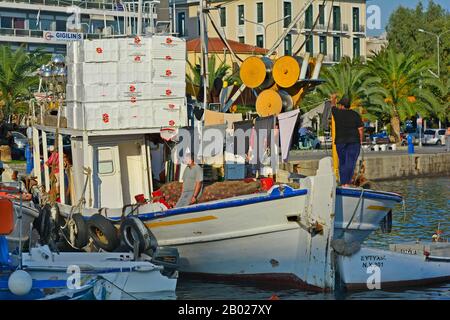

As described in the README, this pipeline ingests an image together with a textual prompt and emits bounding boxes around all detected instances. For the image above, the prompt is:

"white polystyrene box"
[150,36,186,61]
[84,103,120,130]
[117,62,152,83]
[118,102,153,129]
[66,41,83,64]
[66,102,85,130]
[67,62,118,85]
[67,84,119,103]
[83,39,119,63]
[151,59,186,83]
[152,98,186,127]
[150,82,186,100]
[118,37,150,63]
[118,83,153,101]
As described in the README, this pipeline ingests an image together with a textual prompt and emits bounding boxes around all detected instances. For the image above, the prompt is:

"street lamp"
[418,29,450,77]
[243,15,291,49]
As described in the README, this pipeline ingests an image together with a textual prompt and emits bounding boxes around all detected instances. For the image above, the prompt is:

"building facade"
[0,0,164,53]
[171,0,367,63]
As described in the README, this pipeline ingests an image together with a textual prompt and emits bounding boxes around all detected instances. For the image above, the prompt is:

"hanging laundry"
[150,142,165,180]
[232,119,253,157]
[278,109,300,162]
[204,109,225,126]
[254,116,276,169]
[202,124,226,165]
[193,106,205,121]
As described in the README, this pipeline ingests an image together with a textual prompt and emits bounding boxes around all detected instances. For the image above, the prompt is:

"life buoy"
[120,216,156,253]
[87,214,119,251]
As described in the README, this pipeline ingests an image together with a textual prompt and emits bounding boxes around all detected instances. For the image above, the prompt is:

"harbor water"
[172,177,450,300]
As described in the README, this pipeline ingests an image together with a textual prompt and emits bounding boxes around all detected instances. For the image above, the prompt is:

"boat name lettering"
[360,255,386,262]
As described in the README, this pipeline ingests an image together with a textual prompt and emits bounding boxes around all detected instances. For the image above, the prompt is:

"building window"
[13,18,25,29]
[257,2,263,23]
[256,34,264,48]
[177,12,186,36]
[352,7,359,32]
[238,5,244,25]
[353,37,360,58]
[220,7,226,27]
[283,2,292,28]
[55,20,66,32]
[333,36,340,62]
[333,6,341,31]
[1,17,13,29]
[319,36,327,55]
[305,35,313,54]
[305,4,313,29]
[284,34,292,55]
[238,36,245,44]
[319,4,325,25]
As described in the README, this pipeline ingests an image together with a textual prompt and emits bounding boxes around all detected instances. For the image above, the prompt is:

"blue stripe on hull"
[109,187,308,222]
[336,188,402,203]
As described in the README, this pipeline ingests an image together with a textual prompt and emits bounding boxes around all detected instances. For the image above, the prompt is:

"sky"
[366,0,450,36]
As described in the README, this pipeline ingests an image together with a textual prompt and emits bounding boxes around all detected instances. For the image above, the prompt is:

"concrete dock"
[285,146,450,181]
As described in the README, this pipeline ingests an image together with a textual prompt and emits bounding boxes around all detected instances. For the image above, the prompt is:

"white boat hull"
[22,246,177,299]
[338,247,450,290]
[55,186,401,289]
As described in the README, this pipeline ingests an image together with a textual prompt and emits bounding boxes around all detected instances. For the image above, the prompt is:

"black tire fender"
[35,204,52,244]
[120,216,155,253]
[87,214,119,251]
[63,214,89,249]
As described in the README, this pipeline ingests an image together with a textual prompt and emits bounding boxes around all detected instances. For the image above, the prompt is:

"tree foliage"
[386,0,450,79]
[0,45,49,118]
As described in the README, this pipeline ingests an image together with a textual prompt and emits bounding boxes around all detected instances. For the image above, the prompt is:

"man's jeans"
[336,143,361,185]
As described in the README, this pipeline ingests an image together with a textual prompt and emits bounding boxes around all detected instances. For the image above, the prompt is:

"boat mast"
[199,0,209,109]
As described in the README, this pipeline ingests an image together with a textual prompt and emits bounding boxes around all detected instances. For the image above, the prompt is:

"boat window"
[98,161,114,174]
[98,148,115,174]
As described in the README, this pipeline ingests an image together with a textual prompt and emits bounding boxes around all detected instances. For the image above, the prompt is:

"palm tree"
[365,47,444,142]
[300,56,377,114]
[186,54,231,102]
[0,45,48,119]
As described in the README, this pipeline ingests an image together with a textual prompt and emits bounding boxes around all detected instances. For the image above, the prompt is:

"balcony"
[353,24,365,35]
[299,21,351,35]
[0,0,124,11]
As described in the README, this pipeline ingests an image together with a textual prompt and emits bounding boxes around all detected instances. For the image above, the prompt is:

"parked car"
[400,131,423,146]
[11,131,28,149]
[39,134,72,157]
[295,131,321,150]
[423,129,446,145]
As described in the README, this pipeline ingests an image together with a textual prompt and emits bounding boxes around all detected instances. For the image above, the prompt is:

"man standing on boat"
[331,94,364,187]
[176,152,203,207]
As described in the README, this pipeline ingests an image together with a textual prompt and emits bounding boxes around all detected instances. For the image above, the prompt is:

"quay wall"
[284,153,450,181]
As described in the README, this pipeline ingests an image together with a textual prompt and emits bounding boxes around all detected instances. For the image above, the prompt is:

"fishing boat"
[338,243,450,290]
[25,0,404,292]
[22,245,178,300]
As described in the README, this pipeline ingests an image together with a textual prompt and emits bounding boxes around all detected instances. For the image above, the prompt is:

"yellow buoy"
[240,56,274,89]
[256,89,293,117]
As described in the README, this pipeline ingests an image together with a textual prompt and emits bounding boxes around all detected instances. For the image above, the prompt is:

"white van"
[423,129,446,145]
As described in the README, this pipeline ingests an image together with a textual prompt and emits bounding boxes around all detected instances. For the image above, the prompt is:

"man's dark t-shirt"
[332,107,364,144]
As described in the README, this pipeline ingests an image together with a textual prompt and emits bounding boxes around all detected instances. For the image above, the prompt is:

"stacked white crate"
[149,36,186,128]
[65,36,187,131]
